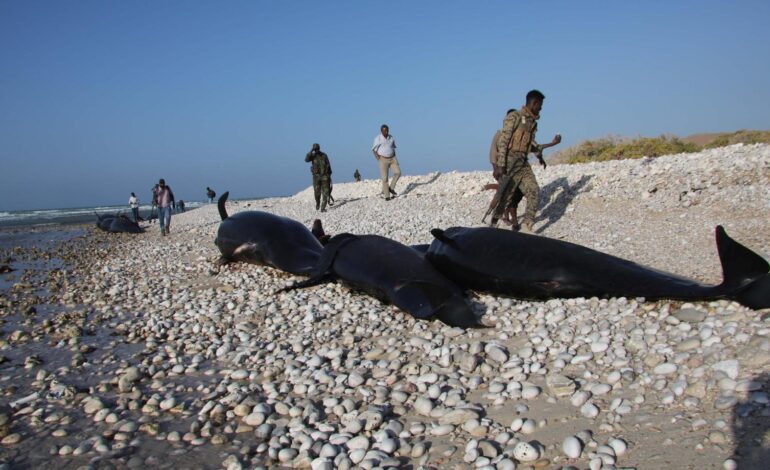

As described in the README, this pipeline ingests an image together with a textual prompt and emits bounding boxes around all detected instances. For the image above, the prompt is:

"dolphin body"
[215,192,323,275]
[95,214,142,234]
[425,226,770,310]
[279,233,482,328]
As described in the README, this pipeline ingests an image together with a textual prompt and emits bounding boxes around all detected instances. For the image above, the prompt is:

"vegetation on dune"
[701,129,770,149]
[549,129,770,165]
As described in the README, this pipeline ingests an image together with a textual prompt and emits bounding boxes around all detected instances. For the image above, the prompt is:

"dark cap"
[312,143,320,151]
[159,178,165,184]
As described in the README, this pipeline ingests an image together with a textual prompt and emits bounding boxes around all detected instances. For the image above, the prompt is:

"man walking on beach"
[206,187,216,203]
[488,90,561,233]
[155,178,175,236]
[128,192,140,223]
[305,143,333,212]
[372,124,400,200]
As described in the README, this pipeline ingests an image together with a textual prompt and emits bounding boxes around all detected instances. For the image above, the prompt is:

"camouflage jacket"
[305,151,332,176]
[495,106,541,166]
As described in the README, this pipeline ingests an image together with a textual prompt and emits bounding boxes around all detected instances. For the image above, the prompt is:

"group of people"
[304,124,401,212]
[129,89,557,237]
[127,179,194,236]
[306,90,560,233]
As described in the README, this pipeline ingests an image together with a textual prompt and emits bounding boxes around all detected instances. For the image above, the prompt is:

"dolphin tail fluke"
[218,192,230,221]
[734,274,770,310]
[715,225,770,309]
[430,229,458,248]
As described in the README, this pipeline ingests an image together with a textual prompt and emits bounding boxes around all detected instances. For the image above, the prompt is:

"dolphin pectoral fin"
[232,242,263,263]
[275,274,332,294]
[430,229,458,248]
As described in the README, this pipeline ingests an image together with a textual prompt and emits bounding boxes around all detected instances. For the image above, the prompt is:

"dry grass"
[550,130,770,165]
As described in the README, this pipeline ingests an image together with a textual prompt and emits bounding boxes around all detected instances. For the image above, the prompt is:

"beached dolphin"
[95,214,142,234]
[215,192,323,275]
[95,214,115,231]
[425,226,770,310]
[278,233,483,328]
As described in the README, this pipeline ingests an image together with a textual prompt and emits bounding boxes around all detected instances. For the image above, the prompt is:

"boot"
[519,220,534,234]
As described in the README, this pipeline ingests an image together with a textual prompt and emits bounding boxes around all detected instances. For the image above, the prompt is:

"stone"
[513,441,540,462]
[563,436,582,459]
[438,408,481,426]
[547,374,576,397]
[653,363,677,376]
[712,360,739,380]
[673,308,706,323]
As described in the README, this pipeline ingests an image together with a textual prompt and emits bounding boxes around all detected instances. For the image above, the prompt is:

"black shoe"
[389,188,397,196]
[385,196,393,201]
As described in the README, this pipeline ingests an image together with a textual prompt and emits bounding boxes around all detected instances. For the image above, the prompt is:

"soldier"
[354,169,361,182]
[305,143,333,212]
[489,90,561,234]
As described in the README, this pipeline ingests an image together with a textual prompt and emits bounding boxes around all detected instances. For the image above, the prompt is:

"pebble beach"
[1,143,769,469]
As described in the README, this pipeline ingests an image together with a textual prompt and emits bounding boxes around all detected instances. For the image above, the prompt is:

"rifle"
[481,158,526,225]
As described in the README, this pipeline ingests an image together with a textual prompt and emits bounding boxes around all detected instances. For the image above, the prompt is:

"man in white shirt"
[128,192,140,223]
[371,124,401,200]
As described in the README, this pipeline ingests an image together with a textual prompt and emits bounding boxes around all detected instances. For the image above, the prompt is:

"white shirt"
[372,134,397,158]
[129,196,139,208]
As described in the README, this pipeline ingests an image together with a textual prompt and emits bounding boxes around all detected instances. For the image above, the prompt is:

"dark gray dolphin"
[425,226,770,310]
[215,192,322,275]
[96,214,115,231]
[95,214,142,234]
[278,233,482,328]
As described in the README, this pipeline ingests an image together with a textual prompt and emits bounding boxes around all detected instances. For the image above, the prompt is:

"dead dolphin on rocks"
[425,226,770,310]
[95,214,143,234]
[278,233,483,328]
[215,192,323,275]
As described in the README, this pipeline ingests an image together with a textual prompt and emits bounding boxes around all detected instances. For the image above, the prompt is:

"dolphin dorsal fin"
[430,228,458,248]
[218,191,230,220]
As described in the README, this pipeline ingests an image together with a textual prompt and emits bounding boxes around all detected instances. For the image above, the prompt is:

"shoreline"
[0,143,769,469]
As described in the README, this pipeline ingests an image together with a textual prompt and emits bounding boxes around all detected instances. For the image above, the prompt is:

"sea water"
[0,201,204,229]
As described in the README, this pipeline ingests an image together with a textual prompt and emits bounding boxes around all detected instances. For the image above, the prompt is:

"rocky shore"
[1,143,769,470]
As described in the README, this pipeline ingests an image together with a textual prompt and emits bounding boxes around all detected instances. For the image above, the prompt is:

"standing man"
[372,124,400,200]
[155,178,175,236]
[128,192,141,223]
[305,143,333,212]
[489,90,561,234]
[353,169,361,182]
[206,187,216,203]
[149,184,159,223]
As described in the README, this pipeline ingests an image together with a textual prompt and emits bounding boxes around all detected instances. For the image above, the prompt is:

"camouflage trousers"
[313,175,331,211]
[491,154,539,225]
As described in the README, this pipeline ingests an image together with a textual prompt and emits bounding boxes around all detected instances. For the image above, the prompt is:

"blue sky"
[1,0,768,211]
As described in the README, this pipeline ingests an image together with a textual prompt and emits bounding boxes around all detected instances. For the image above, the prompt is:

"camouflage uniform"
[306,147,333,211]
[491,106,541,227]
